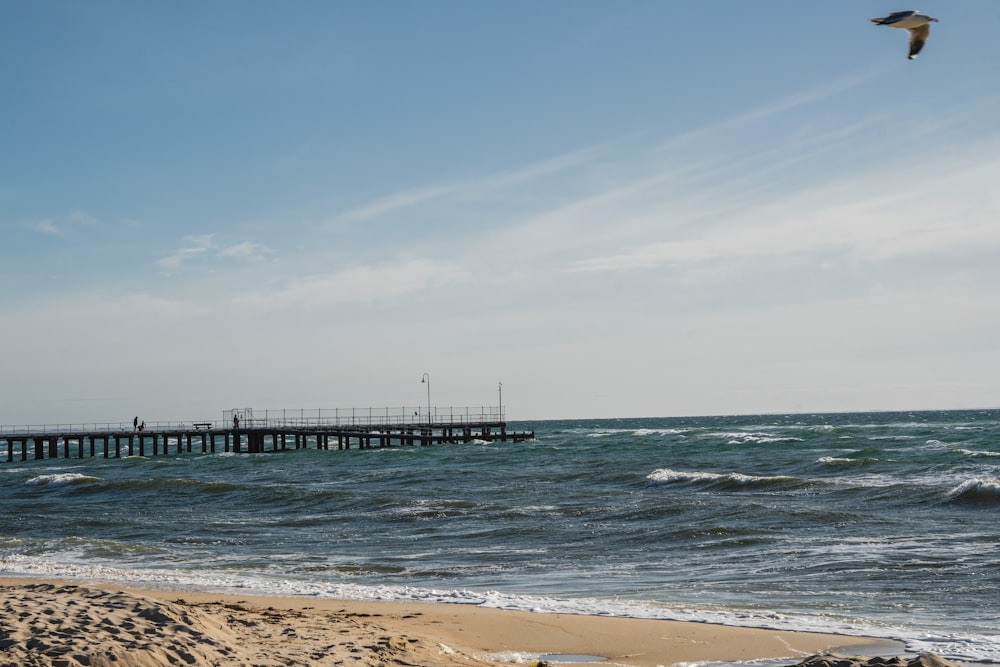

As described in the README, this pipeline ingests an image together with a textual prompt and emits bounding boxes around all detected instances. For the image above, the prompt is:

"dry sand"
[0,577,897,667]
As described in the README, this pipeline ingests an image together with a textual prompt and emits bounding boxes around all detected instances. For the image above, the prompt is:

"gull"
[870,10,939,59]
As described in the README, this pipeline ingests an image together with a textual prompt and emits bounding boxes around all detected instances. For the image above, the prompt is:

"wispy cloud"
[158,235,275,272]
[656,68,893,154]
[26,209,102,238]
[218,241,274,262]
[158,234,216,271]
[336,146,603,225]
[235,259,467,310]
[406,78,900,273]
[570,143,1000,274]
[341,185,461,222]
[32,219,60,235]
[473,146,606,192]
[309,77,1000,309]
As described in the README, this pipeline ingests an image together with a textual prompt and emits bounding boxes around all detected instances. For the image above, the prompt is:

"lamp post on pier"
[498,382,503,423]
[421,373,431,424]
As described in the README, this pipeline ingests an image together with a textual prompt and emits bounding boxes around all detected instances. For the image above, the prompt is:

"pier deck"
[0,408,534,463]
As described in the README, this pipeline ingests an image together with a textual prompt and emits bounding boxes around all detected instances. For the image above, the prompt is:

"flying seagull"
[870,10,938,59]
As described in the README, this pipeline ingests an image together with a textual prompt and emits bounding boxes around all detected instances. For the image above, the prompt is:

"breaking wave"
[646,467,802,490]
[25,473,102,488]
[946,478,1000,506]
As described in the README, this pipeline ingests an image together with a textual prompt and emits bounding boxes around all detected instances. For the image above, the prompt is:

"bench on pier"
[193,423,213,431]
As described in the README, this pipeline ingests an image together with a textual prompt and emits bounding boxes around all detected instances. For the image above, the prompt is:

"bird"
[870,10,939,59]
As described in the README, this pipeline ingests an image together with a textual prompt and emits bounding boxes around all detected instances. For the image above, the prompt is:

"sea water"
[2,410,999,662]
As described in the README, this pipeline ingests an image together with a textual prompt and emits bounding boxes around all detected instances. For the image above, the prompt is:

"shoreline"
[0,576,901,667]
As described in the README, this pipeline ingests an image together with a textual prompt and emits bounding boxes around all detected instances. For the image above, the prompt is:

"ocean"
[2,410,999,663]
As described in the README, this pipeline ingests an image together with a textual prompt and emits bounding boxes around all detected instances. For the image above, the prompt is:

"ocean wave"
[704,431,805,445]
[946,478,1000,505]
[24,473,101,488]
[959,449,1000,458]
[586,427,687,438]
[646,467,801,490]
[817,455,878,467]
[112,478,247,494]
[633,428,687,437]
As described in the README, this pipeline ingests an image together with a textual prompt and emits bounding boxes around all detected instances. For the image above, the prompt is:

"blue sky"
[3,2,999,424]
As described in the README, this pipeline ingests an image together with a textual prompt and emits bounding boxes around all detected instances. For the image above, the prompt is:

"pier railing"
[0,421,187,436]
[225,406,504,429]
[0,406,505,436]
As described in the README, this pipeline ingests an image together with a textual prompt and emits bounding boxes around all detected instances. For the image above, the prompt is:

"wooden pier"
[0,408,534,463]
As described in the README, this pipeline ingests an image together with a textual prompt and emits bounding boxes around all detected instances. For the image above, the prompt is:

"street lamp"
[498,381,503,423]
[421,373,431,424]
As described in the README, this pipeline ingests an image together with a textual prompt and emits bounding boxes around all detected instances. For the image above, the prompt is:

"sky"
[3,1,1000,424]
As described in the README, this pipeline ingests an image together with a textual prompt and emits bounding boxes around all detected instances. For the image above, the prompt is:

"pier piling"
[1,407,533,464]
[0,422,527,462]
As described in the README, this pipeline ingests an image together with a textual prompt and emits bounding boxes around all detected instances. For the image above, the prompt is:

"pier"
[0,407,534,463]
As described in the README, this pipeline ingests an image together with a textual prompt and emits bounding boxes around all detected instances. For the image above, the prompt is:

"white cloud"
[158,234,216,271]
[218,241,274,261]
[341,185,460,222]
[236,259,467,310]
[564,117,1000,276]
[26,209,101,237]
[158,235,275,271]
[671,67,892,144]
[335,146,602,226]
[32,218,60,235]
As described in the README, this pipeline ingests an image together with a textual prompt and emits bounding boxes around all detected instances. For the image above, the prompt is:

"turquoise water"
[2,410,999,662]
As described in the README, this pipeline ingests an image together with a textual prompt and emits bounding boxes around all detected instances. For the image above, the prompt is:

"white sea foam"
[647,468,723,484]
[959,448,1000,458]
[585,426,687,438]
[24,473,101,487]
[482,651,544,664]
[646,468,794,487]
[585,428,635,438]
[817,455,878,466]
[705,432,804,445]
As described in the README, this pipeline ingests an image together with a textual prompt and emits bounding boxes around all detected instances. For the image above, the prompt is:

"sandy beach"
[0,577,897,667]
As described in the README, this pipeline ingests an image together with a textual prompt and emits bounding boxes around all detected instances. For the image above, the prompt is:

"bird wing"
[908,23,931,59]
[872,10,917,25]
